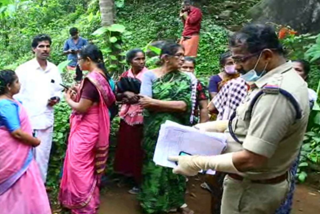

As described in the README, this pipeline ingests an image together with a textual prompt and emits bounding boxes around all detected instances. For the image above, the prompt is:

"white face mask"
[224,64,236,74]
[241,52,268,82]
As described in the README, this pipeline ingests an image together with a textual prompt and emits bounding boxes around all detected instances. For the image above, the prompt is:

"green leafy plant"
[305,34,320,62]
[91,23,127,77]
[298,127,320,182]
[46,101,71,191]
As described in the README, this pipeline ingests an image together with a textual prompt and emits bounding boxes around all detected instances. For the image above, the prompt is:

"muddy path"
[98,176,320,214]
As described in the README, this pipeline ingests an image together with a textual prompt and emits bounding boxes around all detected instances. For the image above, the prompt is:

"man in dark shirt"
[63,27,88,72]
[179,0,202,57]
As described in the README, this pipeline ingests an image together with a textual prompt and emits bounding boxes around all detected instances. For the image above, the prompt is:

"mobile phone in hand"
[176,151,206,174]
[60,83,69,90]
[175,151,192,165]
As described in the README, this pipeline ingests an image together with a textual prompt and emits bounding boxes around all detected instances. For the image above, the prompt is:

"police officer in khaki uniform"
[169,24,310,214]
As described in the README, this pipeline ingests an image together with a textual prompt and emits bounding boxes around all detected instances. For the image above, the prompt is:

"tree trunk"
[99,0,114,26]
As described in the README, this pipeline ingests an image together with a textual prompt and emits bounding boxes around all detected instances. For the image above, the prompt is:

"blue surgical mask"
[241,52,268,82]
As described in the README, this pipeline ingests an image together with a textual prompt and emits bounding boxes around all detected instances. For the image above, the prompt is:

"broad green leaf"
[107,24,126,33]
[305,131,317,137]
[303,136,309,142]
[302,143,312,151]
[148,45,161,55]
[87,12,93,22]
[314,112,320,125]
[115,0,124,8]
[307,154,318,163]
[298,162,308,167]
[114,44,122,49]
[109,55,117,60]
[108,64,118,69]
[101,47,112,54]
[92,26,108,36]
[143,41,153,53]
[316,34,320,44]
[298,171,307,183]
[310,50,320,62]
[57,60,71,73]
[312,137,320,143]
[313,101,320,111]
[109,36,117,43]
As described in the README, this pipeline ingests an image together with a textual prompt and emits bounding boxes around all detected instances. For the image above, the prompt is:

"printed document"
[153,120,227,174]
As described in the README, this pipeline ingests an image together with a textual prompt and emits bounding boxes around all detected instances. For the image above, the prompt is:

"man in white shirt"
[15,34,62,182]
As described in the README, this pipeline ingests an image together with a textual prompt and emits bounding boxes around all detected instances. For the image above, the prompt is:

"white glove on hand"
[194,120,228,133]
[168,153,239,176]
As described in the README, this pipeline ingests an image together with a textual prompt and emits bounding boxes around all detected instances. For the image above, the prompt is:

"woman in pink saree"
[0,70,51,214]
[59,44,116,213]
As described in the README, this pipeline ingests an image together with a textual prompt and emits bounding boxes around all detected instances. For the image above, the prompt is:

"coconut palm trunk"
[99,0,114,26]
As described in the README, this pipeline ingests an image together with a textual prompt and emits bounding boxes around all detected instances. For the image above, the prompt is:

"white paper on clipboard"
[153,120,227,175]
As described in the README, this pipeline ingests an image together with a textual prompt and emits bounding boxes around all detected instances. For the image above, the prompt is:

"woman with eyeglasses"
[59,44,116,214]
[138,42,194,214]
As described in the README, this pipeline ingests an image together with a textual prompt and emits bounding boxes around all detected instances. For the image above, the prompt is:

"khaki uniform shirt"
[226,62,310,180]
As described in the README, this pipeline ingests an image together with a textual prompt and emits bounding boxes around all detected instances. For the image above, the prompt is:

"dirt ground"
[98,176,320,214]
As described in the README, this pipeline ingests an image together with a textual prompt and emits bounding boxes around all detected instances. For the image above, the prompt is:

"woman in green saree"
[138,43,194,214]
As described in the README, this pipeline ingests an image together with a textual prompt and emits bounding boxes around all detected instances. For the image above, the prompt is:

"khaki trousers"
[221,175,290,214]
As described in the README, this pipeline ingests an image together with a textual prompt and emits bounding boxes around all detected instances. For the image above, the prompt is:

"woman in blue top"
[208,51,239,99]
[0,70,51,213]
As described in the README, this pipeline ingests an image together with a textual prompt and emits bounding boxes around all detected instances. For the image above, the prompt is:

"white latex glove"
[168,153,238,176]
[194,120,228,133]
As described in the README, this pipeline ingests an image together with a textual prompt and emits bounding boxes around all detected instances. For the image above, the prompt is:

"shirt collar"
[70,36,83,42]
[31,58,51,73]
[253,61,293,89]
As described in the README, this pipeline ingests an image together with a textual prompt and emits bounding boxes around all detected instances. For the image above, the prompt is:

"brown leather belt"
[228,172,288,184]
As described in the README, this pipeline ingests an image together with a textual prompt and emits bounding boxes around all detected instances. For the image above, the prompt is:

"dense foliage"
[1,0,320,194]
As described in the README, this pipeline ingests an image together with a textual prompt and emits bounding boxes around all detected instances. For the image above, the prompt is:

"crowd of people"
[0,1,318,214]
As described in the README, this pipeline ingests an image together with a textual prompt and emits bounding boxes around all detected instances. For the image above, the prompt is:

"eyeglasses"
[232,52,261,64]
[174,53,185,59]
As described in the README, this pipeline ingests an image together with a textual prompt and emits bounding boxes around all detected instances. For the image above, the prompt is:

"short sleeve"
[243,94,296,158]
[0,101,21,132]
[196,81,208,100]
[140,71,157,97]
[81,80,99,102]
[63,40,69,51]
[208,75,221,93]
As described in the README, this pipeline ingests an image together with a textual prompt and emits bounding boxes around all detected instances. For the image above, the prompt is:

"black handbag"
[116,77,141,94]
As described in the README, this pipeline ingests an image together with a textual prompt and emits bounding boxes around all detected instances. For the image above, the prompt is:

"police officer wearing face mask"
[169,24,310,214]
